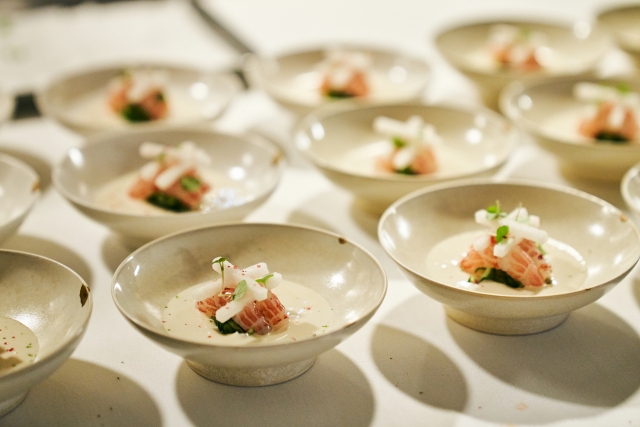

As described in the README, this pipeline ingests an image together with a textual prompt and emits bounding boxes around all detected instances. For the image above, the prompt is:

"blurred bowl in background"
[597,4,640,69]
[0,153,40,244]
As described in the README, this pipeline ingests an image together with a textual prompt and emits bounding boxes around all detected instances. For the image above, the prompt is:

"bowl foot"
[0,391,28,417]
[445,306,570,335]
[186,358,316,386]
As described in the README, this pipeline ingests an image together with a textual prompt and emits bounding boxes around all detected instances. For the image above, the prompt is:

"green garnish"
[395,166,417,175]
[233,280,247,301]
[146,192,190,212]
[121,103,151,122]
[256,274,274,286]
[155,92,165,102]
[495,225,509,243]
[392,136,407,149]
[326,90,354,99]
[474,267,523,289]
[616,82,632,94]
[212,317,245,334]
[595,132,629,143]
[537,243,547,256]
[486,201,506,220]
[212,257,228,283]
[180,176,201,192]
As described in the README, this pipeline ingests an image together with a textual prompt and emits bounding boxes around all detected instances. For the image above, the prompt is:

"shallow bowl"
[0,250,92,416]
[38,63,239,134]
[294,103,518,213]
[244,45,430,114]
[435,19,610,110]
[0,89,13,124]
[621,163,640,221]
[501,76,640,181]
[0,154,40,244]
[112,223,387,386]
[52,129,284,247]
[597,4,640,69]
[378,180,640,335]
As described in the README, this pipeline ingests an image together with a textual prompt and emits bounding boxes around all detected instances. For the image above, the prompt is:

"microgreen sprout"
[392,136,407,149]
[495,225,509,243]
[617,82,632,94]
[212,257,228,283]
[233,280,247,301]
[255,274,274,287]
[485,201,506,220]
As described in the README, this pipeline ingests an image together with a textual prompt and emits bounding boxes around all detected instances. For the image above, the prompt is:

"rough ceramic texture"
[0,154,40,244]
[52,129,284,247]
[38,64,239,134]
[501,77,640,181]
[112,223,387,386]
[435,20,610,110]
[0,250,92,417]
[244,46,430,114]
[378,180,640,335]
[294,103,518,213]
[598,5,640,69]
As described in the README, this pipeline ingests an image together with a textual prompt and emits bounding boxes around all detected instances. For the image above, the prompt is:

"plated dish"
[0,154,40,244]
[0,250,91,416]
[435,19,610,110]
[38,64,238,134]
[52,129,284,246]
[294,103,518,212]
[378,180,640,335]
[501,77,640,181]
[597,4,640,69]
[244,46,430,113]
[112,223,387,386]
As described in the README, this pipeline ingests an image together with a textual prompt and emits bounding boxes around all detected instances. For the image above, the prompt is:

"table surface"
[1,0,640,426]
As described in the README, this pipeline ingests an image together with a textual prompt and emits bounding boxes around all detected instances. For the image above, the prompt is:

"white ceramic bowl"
[621,162,640,220]
[112,223,387,386]
[52,129,284,247]
[435,19,611,110]
[0,89,13,124]
[379,180,640,335]
[244,46,430,114]
[0,250,92,416]
[38,64,239,134]
[501,77,640,181]
[294,103,518,212]
[0,154,40,244]
[597,4,640,69]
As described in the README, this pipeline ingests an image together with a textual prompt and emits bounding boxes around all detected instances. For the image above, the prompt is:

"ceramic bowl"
[244,45,430,114]
[597,4,640,69]
[52,129,284,247]
[621,162,640,220]
[38,64,239,134]
[379,180,640,335]
[0,250,92,416]
[112,223,387,386]
[501,76,640,181]
[0,89,13,123]
[0,154,40,244]
[293,103,518,213]
[435,19,610,110]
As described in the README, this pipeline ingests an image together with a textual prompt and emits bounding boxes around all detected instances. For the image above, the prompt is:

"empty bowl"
[379,180,640,335]
[52,129,284,247]
[0,250,92,416]
[112,223,387,386]
[597,4,640,69]
[294,103,518,212]
[0,154,40,244]
[501,76,640,181]
[435,19,610,110]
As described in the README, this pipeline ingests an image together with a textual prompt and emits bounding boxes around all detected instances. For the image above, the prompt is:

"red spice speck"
[290,337,297,341]
[11,336,15,339]
[306,307,311,311]
[162,321,166,323]
[3,342,6,345]
[8,348,14,352]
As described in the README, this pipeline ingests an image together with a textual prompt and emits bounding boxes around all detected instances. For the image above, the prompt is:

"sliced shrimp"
[255,291,289,331]
[196,287,234,318]
[496,243,546,287]
[233,302,272,335]
[460,237,499,279]
[518,239,552,284]
[579,101,639,141]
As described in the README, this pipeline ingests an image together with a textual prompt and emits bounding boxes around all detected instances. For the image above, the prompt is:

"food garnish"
[107,69,169,123]
[488,24,547,71]
[318,50,371,98]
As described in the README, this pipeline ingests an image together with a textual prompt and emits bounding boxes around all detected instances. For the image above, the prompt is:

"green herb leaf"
[233,280,247,301]
[486,200,506,220]
[595,131,629,143]
[537,243,547,256]
[121,103,151,122]
[155,91,165,102]
[395,166,418,175]
[495,225,509,243]
[325,90,354,99]
[146,192,190,212]
[212,316,245,334]
[616,82,632,94]
[392,136,407,148]
[212,257,228,283]
[180,176,201,192]
[474,267,523,288]
[255,274,274,286]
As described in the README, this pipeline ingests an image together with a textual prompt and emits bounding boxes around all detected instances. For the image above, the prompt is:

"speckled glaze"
[0,154,40,244]
[0,250,92,417]
[501,77,640,181]
[435,19,610,110]
[112,223,387,386]
[378,180,640,335]
[52,129,284,247]
[294,103,518,213]
[598,4,640,69]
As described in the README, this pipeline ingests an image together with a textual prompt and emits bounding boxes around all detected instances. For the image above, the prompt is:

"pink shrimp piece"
[459,236,499,280]
[579,101,639,141]
[195,287,234,318]
[255,291,289,331]
[233,302,272,335]
[496,243,546,287]
[518,239,552,284]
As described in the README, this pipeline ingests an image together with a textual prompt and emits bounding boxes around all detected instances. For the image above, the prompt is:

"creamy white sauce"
[93,169,249,215]
[426,230,588,296]
[541,106,639,144]
[162,281,333,345]
[0,316,39,376]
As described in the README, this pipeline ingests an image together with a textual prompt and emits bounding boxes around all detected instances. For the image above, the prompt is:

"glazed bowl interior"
[245,46,430,111]
[39,64,238,133]
[0,154,40,244]
[294,103,518,210]
[52,129,283,245]
[0,250,91,415]
[112,223,387,385]
[597,5,640,58]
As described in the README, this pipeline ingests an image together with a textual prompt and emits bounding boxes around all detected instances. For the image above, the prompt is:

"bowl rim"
[0,152,41,218]
[111,221,388,349]
[0,89,13,124]
[36,61,241,132]
[51,128,285,219]
[378,177,640,300]
[293,101,520,182]
[596,3,640,53]
[500,76,640,150]
[0,249,92,383]
[434,17,610,77]
[621,162,640,211]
